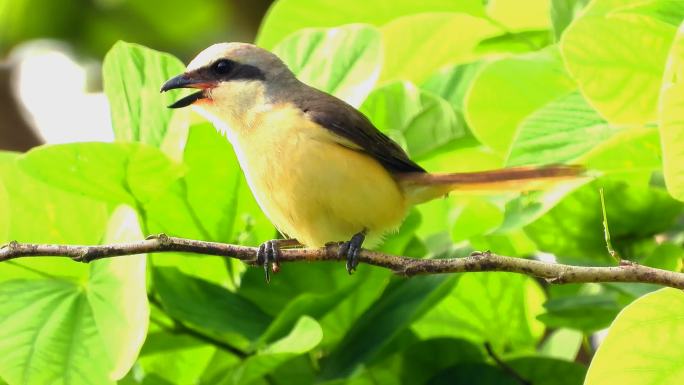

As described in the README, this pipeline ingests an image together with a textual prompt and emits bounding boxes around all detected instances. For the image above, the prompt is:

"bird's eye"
[212,59,234,75]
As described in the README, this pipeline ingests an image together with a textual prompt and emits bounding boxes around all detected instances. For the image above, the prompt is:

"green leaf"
[359,81,464,158]
[256,0,486,49]
[412,273,545,352]
[19,142,183,205]
[659,21,684,201]
[585,288,684,385]
[465,47,575,154]
[550,0,591,40]
[538,328,583,361]
[580,127,662,175]
[153,267,272,348]
[486,0,551,31]
[137,332,220,385]
[0,154,107,281]
[0,207,148,384]
[537,294,621,332]
[640,242,683,271]
[229,316,322,385]
[273,24,382,107]
[507,91,619,166]
[450,197,504,242]
[612,0,684,27]
[561,11,676,124]
[421,62,485,112]
[380,12,498,83]
[319,275,457,380]
[102,41,186,146]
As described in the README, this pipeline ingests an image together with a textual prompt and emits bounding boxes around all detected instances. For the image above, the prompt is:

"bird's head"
[160,42,295,115]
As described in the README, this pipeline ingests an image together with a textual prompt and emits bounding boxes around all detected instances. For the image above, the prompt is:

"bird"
[160,42,583,282]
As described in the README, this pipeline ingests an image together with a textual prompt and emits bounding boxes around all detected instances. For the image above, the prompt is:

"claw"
[339,231,366,274]
[256,239,292,283]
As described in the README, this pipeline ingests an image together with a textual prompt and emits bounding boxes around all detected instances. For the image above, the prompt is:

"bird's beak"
[160,73,215,109]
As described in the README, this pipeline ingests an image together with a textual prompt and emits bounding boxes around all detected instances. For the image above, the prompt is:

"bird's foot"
[257,240,282,283]
[256,239,301,283]
[339,231,366,274]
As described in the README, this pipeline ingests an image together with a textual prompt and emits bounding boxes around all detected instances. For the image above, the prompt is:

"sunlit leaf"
[0,154,106,281]
[507,91,619,166]
[256,0,486,49]
[538,328,583,361]
[19,142,183,206]
[486,0,551,31]
[273,24,382,107]
[659,21,684,201]
[380,12,498,83]
[561,12,676,124]
[103,41,186,147]
[465,46,575,154]
[585,288,684,385]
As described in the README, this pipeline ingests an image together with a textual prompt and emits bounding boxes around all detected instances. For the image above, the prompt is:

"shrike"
[161,43,581,281]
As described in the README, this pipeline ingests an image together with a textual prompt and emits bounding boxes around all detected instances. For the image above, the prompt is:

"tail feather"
[399,165,587,205]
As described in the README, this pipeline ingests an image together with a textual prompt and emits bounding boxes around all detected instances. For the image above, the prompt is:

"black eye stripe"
[212,59,234,75]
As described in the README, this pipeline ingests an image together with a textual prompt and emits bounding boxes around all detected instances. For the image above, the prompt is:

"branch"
[1,235,684,289]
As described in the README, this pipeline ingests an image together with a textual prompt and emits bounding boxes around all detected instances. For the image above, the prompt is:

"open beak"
[160,73,215,109]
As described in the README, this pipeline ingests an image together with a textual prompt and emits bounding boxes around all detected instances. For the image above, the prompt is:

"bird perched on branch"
[161,42,582,281]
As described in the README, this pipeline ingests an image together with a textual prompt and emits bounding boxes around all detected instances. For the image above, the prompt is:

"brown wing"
[291,87,426,174]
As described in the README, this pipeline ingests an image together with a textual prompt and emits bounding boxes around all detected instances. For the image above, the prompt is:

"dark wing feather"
[292,87,426,174]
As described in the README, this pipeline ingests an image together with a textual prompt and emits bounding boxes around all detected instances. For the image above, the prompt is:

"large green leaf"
[380,12,498,83]
[153,267,272,349]
[486,0,551,31]
[359,81,464,158]
[464,47,575,154]
[412,273,545,352]
[585,288,684,385]
[0,207,148,384]
[19,142,183,206]
[102,41,186,146]
[318,275,456,380]
[507,91,619,166]
[421,61,485,112]
[613,0,684,27]
[256,0,486,49]
[273,24,382,107]
[659,21,684,201]
[0,154,107,281]
[561,11,676,124]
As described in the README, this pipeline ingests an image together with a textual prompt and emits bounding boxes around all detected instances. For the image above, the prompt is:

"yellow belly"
[231,106,408,247]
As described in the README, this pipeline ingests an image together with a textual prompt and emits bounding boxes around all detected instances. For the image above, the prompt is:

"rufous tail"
[399,165,586,205]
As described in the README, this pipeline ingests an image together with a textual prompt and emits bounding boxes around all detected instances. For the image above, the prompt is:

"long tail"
[399,165,587,205]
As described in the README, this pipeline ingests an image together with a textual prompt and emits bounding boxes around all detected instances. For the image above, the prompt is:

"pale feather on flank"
[399,165,587,205]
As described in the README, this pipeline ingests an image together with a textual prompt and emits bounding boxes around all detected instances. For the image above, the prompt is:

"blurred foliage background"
[2,0,684,385]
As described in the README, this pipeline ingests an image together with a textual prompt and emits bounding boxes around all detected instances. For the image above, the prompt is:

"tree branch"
[1,235,683,289]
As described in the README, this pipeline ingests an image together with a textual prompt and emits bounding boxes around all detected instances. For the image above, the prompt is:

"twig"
[2,235,684,289]
[484,342,532,385]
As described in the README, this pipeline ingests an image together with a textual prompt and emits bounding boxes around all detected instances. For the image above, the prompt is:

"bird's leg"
[256,238,301,283]
[338,230,367,274]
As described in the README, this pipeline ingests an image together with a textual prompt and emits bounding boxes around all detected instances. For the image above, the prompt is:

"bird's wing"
[293,88,426,174]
